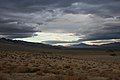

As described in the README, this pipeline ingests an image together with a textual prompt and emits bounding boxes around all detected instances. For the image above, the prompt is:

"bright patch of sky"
[83,39,120,45]
[13,32,80,46]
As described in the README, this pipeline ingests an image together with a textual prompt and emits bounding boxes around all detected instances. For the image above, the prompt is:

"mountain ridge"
[0,38,120,51]
[71,42,120,50]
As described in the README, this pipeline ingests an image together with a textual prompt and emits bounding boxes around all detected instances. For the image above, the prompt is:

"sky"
[0,0,120,46]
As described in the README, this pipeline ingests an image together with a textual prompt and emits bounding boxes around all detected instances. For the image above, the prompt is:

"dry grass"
[0,50,120,80]
[0,72,10,80]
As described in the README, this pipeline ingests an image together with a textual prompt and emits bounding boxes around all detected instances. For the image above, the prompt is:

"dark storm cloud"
[0,0,120,14]
[0,0,120,41]
[1,33,36,39]
[0,18,39,33]
[0,17,40,38]
[65,0,120,17]
[83,26,120,41]
[2,0,119,13]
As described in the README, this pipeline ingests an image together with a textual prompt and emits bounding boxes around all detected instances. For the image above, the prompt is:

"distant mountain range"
[71,42,120,50]
[0,38,120,51]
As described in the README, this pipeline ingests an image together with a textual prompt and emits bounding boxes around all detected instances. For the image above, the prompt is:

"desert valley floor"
[0,40,120,80]
[0,50,120,80]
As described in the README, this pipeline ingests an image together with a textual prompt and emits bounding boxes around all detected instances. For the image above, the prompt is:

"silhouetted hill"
[0,38,64,51]
[71,43,96,48]
[0,38,50,47]
[100,42,120,47]
[71,42,120,51]
[0,38,119,51]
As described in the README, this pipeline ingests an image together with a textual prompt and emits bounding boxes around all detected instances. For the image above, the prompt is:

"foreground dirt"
[0,51,120,80]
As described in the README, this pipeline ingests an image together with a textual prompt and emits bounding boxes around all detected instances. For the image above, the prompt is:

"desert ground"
[0,39,120,80]
[0,49,120,80]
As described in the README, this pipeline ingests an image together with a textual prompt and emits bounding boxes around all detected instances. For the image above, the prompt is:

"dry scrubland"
[0,50,120,80]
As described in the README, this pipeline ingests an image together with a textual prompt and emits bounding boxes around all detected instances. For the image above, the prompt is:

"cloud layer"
[0,0,120,42]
